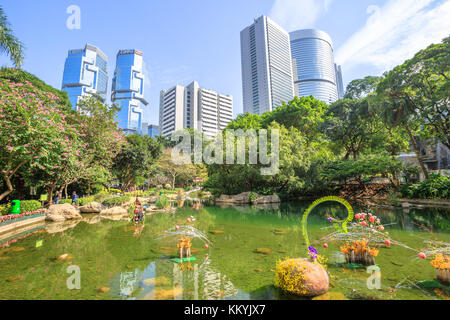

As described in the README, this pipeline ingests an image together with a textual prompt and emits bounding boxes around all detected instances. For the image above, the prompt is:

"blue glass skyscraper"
[290,29,339,104]
[61,44,108,110]
[111,50,148,135]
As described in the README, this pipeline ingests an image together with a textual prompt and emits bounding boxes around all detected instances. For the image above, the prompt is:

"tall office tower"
[62,44,108,110]
[111,49,148,135]
[240,16,294,115]
[159,81,233,138]
[159,85,186,137]
[335,64,345,99]
[147,124,160,138]
[290,29,339,104]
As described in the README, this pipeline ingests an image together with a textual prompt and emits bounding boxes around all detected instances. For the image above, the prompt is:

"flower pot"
[436,269,450,286]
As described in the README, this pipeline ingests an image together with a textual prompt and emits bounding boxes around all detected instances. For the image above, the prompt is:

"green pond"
[0,201,449,300]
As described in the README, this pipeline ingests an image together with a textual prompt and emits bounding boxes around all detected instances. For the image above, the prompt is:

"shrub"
[400,174,450,199]
[102,196,131,207]
[78,196,95,206]
[59,199,72,204]
[20,200,42,213]
[0,203,11,216]
[155,195,170,209]
[108,188,121,194]
[93,192,110,202]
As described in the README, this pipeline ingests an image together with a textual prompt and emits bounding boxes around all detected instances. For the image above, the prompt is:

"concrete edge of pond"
[0,216,45,240]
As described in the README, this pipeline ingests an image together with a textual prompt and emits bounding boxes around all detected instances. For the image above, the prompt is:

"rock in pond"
[79,202,103,214]
[46,204,82,221]
[100,206,127,216]
[275,258,329,297]
[253,194,281,204]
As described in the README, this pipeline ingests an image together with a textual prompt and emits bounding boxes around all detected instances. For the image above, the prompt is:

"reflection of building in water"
[119,270,143,298]
[172,259,238,300]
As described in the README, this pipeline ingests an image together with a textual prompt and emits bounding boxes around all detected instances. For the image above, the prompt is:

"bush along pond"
[0,197,448,300]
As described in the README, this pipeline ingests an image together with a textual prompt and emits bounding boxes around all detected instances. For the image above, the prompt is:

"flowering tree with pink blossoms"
[0,69,126,203]
[0,69,73,201]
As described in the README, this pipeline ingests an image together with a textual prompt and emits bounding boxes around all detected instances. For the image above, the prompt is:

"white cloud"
[269,0,334,31]
[335,0,450,75]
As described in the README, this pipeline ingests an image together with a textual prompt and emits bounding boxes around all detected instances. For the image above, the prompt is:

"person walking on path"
[71,191,78,206]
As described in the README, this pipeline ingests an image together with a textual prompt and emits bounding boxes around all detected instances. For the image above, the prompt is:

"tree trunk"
[406,127,429,180]
[0,174,14,202]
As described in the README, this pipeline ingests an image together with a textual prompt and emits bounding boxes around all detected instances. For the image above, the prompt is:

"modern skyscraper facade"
[290,29,339,104]
[335,64,345,99]
[111,49,148,135]
[61,44,108,110]
[240,16,294,115]
[159,81,233,138]
[147,124,160,138]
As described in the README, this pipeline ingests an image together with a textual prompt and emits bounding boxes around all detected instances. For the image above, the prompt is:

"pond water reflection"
[0,201,448,300]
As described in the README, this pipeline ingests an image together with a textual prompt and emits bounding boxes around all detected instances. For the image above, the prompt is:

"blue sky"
[1,0,449,126]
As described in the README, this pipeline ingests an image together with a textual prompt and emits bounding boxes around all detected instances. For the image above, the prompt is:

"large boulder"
[275,258,329,297]
[216,192,280,205]
[45,203,82,222]
[100,206,127,216]
[216,192,255,204]
[253,194,281,204]
[79,202,103,213]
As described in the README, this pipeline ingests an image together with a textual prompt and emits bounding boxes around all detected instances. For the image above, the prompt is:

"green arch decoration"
[301,196,354,249]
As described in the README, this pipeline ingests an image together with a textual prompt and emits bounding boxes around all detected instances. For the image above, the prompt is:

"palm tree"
[0,6,24,68]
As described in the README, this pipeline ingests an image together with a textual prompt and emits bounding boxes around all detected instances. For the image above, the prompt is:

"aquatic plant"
[155,195,170,209]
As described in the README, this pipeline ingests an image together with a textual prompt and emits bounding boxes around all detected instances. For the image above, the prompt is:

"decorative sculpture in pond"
[276,196,354,297]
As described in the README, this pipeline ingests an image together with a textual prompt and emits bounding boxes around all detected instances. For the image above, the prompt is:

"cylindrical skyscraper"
[290,29,339,104]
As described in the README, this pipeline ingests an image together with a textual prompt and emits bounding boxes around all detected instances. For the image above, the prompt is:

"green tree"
[261,96,327,144]
[0,6,24,68]
[154,148,198,189]
[112,134,162,191]
[373,37,450,178]
[344,76,382,100]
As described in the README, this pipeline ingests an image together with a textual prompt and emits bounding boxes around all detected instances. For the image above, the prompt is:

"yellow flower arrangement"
[339,239,377,265]
[431,254,449,270]
[430,254,450,286]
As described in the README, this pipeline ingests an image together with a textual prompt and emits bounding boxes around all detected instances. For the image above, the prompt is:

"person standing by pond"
[71,192,78,206]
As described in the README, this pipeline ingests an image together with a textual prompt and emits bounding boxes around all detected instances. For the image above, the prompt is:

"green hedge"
[20,200,42,213]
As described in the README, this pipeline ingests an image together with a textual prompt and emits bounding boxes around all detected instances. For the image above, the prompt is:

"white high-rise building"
[159,81,233,137]
[240,16,294,115]
[290,29,341,104]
